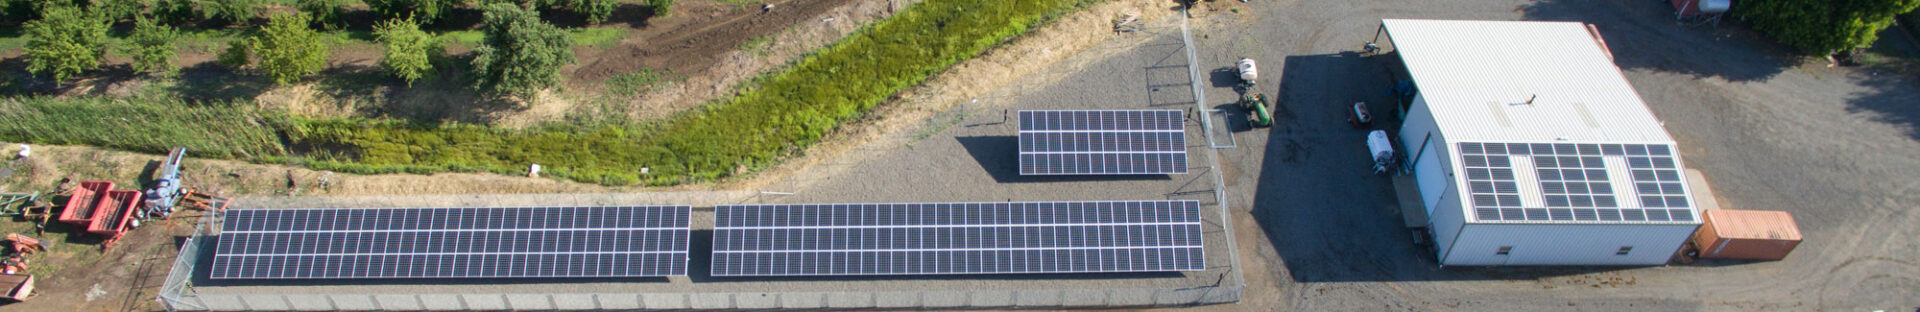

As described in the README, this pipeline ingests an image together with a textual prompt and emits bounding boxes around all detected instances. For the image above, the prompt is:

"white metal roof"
[1383,19,1674,143]
[1384,19,1699,225]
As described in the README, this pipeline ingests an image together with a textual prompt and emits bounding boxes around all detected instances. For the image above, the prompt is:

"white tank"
[1237,58,1258,83]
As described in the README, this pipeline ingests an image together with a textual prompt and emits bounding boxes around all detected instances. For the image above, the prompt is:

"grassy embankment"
[0,0,1102,186]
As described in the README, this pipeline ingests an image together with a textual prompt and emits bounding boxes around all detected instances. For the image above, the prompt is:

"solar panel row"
[210,206,691,279]
[1018,110,1188,175]
[712,201,1204,276]
[1460,142,1695,223]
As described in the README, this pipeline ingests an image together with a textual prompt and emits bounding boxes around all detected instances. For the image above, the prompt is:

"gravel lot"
[786,0,1920,310]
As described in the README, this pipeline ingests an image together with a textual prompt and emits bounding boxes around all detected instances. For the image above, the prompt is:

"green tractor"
[1240,92,1273,128]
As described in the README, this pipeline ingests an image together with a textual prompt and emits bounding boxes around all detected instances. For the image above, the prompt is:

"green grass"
[605,68,674,97]
[570,27,629,50]
[0,97,286,159]
[736,34,772,56]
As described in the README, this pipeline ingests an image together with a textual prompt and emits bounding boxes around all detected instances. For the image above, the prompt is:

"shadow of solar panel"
[711,201,1206,276]
[1017,110,1188,175]
[210,206,692,279]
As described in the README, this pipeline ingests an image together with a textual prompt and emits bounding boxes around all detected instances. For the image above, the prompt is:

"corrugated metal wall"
[1444,223,1697,265]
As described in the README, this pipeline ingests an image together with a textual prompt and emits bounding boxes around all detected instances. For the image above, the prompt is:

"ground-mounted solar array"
[210,206,692,279]
[1459,142,1695,223]
[1017,110,1188,175]
[711,201,1205,276]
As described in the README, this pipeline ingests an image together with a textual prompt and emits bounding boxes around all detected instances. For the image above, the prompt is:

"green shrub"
[204,0,260,25]
[363,0,465,24]
[1737,0,1920,54]
[152,0,196,24]
[470,3,573,97]
[216,39,251,68]
[92,0,149,21]
[251,13,329,85]
[23,6,110,85]
[123,17,181,75]
[375,17,440,86]
[297,0,346,30]
[567,0,612,24]
[647,0,670,17]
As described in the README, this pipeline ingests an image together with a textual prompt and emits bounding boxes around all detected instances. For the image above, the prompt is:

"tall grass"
[0,97,285,159]
[289,0,1102,185]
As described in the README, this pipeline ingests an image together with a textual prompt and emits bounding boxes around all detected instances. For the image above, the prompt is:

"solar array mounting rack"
[1018,110,1188,175]
[210,206,691,279]
[712,201,1205,276]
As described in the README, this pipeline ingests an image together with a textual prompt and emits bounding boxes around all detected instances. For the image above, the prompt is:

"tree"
[251,13,329,85]
[123,17,181,75]
[92,0,150,22]
[152,0,196,24]
[565,0,613,24]
[217,39,251,68]
[647,0,670,18]
[203,0,259,25]
[1737,0,1920,54]
[297,0,346,30]
[375,17,440,86]
[23,6,110,84]
[470,3,573,97]
[364,0,466,24]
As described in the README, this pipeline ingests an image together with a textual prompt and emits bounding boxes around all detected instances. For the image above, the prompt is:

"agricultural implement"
[56,181,114,226]
[0,192,37,217]
[86,190,143,249]
[141,148,187,219]
[1235,58,1273,128]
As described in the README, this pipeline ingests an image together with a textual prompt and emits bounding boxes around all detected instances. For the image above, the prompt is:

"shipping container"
[1693,210,1801,260]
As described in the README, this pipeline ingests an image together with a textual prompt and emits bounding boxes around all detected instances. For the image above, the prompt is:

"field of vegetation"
[2,0,1104,186]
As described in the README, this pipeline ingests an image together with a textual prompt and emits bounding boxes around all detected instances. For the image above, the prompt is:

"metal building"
[1379,19,1702,266]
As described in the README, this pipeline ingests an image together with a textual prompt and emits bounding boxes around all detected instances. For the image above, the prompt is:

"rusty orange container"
[1693,210,1801,260]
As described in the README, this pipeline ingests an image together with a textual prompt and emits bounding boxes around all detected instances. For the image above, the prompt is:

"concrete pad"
[1107,288,1160,306]
[329,295,378,311]
[689,293,734,309]
[734,292,779,309]
[596,293,642,310]
[824,292,871,308]
[777,292,822,309]
[922,291,969,308]
[198,295,248,311]
[968,290,1015,308]
[1685,168,1722,210]
[416,294,463,310]
[239,294,292,311]
[1061,289,1110,306]
[459,294,508,311]
[283,294,334,311]
[503,294,555,310]
[551,294,599,310]
[1015,289,1061,307]
[639,293,689,309]
[375,295,424,310]
[874,291,920,308]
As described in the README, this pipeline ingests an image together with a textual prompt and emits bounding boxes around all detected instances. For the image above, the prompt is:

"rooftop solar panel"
[1018,110,1188,175]
[711,201,1205,276]
[1460,142,1695,223]
[210,206,691,279]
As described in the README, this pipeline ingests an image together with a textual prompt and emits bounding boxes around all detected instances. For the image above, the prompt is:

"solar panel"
[1018,110,1188,175]
[209,206,691,279]
[1462,142,1695,223]
[711,201,1205,276]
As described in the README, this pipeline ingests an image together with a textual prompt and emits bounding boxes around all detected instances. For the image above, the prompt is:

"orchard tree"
[364,0,466,24]
[123,17,182,75]
[204,0,260,25]
[23,6,110,84]
[251,13,330,85]
[1737,0,1920,54]
[375,17,440,86]
[297,0,347,30]
[470,3,573,97]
